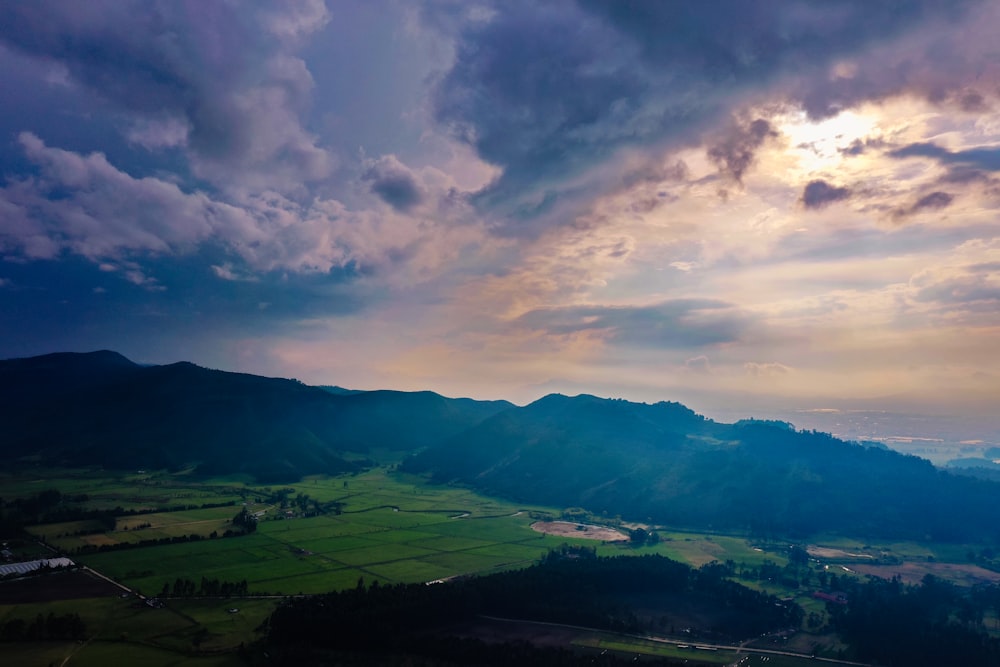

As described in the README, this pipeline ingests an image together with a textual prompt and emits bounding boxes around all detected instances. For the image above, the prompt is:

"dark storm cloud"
[707,119,778,184]
[957,88,990,112]
[912,191,954,211]
[0,1,331,189]
[428,0,978,223]
[890,191,954,221]
[432,2,649,207]
[801,180,851,209]
[578,0,969,79]
[889,142,1000,171]
[514,299,750,348]
[362,156,424,212]
[0,2,247,150]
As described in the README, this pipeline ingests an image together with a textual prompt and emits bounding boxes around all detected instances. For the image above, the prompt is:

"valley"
[2,352,1000,665]
[3,465,1000,665]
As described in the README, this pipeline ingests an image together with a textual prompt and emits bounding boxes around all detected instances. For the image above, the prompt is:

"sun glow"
[778,109,880,174]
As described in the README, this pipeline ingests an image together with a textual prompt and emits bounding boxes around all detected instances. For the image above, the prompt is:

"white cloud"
[0,133,489,288]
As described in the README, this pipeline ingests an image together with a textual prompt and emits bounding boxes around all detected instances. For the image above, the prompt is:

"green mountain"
[402,393,1000,542]
[0,351,511,482]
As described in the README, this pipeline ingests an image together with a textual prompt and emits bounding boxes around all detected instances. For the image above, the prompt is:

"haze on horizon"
[0,1,998,427]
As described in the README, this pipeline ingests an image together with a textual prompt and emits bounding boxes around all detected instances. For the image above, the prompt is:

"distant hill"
[5,351,1000,542]
[0,351,512,482]
[402,393,1000,543]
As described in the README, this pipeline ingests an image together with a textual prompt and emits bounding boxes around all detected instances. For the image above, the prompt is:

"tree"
[232,507,257,533]
[789,544,809,566]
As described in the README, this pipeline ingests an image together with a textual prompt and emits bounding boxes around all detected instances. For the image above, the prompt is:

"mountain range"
[2,350,999,542]
[0,350,510,481]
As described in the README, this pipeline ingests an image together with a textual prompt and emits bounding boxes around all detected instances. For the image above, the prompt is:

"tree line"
[160,576,249,598]
[266,546,802,660]
[0,612,86,642]
[0,488,239,537]
[826,574,1000,665]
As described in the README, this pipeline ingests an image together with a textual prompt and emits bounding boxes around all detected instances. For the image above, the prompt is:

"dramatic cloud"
[708,119,779,184]
[431,2,648,200]
[362,155,425,212]
[424,0,986,232]
[0,133,479,281]
[801,180,851,209]
[2,0,1000,425]
[889,142,1000,171]
[0,133,246,261]
[0,1,333,192]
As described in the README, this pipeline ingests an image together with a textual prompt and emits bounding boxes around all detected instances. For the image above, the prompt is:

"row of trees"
[0,488,241,538]
[71,528,246,555]
[268,635,690,666]
[160,576,249,598]
[268,547,802,655]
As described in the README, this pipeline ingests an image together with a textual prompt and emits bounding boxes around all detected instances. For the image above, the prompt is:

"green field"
[0,595,254,667]
[73,470,583,597]
[6,465,997,665]
[4,468,628,664]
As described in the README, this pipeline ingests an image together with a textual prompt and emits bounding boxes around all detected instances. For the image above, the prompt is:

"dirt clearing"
[531,521,629,542]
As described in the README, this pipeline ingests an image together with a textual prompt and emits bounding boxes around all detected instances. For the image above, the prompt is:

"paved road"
[80,565,134,596]
[478,615,871,666]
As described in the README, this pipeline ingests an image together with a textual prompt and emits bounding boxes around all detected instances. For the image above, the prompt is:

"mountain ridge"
[3,350,1000,542]
[0,350,512,482]
[402,392,1000,542]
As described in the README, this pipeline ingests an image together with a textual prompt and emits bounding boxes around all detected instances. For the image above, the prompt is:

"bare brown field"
[531,521,629,542]
[0,569,122,604]
[850,561,1000,586]
[807,546,874,560]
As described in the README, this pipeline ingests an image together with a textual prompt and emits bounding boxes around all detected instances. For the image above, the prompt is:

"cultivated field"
[70,469,589,597]
[5,465,1000,664]
[1,467,617,665]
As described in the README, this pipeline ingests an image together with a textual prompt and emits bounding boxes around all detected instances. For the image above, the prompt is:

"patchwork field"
[3,468,632,664]
[67,470,590,597]
[5,465,1000,665]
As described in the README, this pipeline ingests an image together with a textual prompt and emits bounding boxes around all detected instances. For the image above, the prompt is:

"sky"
[1,0,998,430]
